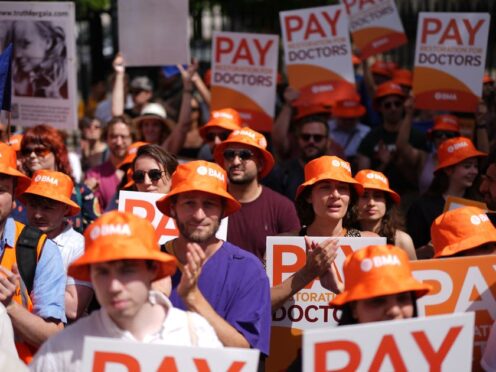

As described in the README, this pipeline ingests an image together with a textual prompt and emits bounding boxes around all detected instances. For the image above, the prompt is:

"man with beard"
[155,160,271,359]
[213,128,299,262]
[85,116,133,210]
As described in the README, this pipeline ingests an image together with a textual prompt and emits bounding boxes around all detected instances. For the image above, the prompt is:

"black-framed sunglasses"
[432,131,459,140]
[132,169,166,184]
[382,100,403,109]
[205,131,230,142]
[300,133,326,143]
[223,149,255,161]
[20,146,52,157]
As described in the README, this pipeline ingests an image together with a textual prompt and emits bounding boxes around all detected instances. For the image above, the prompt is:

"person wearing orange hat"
[155,160,271,355]
[30,211,222,372]
[0,143,67,364]
[330,245,431,325]
[20,170,94,322]
[392,68,413,95]
[213,128,299,262]
[431,206,496,258]
[353,170,416,259]
[407,136,487,255]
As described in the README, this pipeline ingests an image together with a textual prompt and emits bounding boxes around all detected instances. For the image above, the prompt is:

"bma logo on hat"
[233,129,256,140]
[342,100,359,108]
[90,224,132,240]
[366,172,388,185]
[331,158,351,172]
[311,84,333,93]
[360,255,401,272]
[470,213,489,225]
[34,175,59,186]
[196,165,225,182]
[213,111,233,120]
[447,141,468,153]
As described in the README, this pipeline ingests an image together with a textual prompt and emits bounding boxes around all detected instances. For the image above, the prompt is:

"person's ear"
[169,206,176,218]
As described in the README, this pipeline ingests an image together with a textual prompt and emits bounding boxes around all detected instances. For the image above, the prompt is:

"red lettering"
[315,340,361,372]
[215,36,233,63]
[421,18,442,43]
[124,199,155,221]
[412,326,463,372]
[253,39,273,66]
[273,245,312,288]
[284,15,303,42]
[93,352,140,372]
[342,0,356,14]
[321,9,342,37]
[369,335,407,372]
[439,19,463,45]
[463,18,485,45]
[232,39,255,65]
[157,357,179,372]
[155,215,179,240]
[193,359,246,372]
[304,13,327,39]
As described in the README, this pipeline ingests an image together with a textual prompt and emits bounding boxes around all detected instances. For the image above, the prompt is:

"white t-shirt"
[0,303,17,359]
[482,321,496,371]
[29,291,222,372]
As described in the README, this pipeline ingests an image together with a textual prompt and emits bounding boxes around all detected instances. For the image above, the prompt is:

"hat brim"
[19,190,81,217]
[435,152,487,172]
[355,184,400,204]
[156,184,241,218]
[333,106,366,119]
[296,172,363,200]
[134,115,173,133]
[0,165,32,197]
[199,120,240,139]
[434,229,496,258]
[213,141,275,179]
[68,242,177,282]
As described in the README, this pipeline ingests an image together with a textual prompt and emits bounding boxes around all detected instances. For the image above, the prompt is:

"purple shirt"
[169,241,271,355]
[85,160,119,210]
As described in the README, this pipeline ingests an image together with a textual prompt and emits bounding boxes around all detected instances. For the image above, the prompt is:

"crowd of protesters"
[0,36,495,372]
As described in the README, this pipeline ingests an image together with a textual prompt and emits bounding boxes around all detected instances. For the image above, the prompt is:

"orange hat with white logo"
[431,206,496,258]
[213,128,275,178]
[332,98,366,118]
[0,142,30,196]
[373,81,405,109]
[296,156,362,199]
[392,69,412,88]
[354,169,400,204]
[435,137,486,172]
[117,141,148,170]
[371,61,392,77]
[199,108,242,140]
[156,160,240,217]
[293,103,332,121]
[330,245,432,308]
[8,134,23,152]
[19,170,80,216]
[68,211,176,281]
[427,115,460,137]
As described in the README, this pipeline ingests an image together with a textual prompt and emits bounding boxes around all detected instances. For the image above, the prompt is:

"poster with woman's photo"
[0,2,76,130]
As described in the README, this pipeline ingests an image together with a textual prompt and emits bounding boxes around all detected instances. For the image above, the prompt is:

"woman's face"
[357,189,386,223]
[21,143,56,174]
[446,158,479,190]
[352,292,414,323]
[14,22,50,73]
[133,155,170,194]
[308,180,350,221]
[140,119,163,145]
[83,120,102,141]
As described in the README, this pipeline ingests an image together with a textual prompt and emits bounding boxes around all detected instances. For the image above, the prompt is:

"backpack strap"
[16,225,46,295]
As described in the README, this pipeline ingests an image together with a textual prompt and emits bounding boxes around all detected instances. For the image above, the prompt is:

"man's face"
[222,144,260,185]
[297,121,329,162]
[0,176,14,224]
[480,164,496,210]
[25,195,69,238]
[172,191,223,244]
[379,95,404,125]
[204,129,230,151]
[90,260,156,327]
[107,123,132,159]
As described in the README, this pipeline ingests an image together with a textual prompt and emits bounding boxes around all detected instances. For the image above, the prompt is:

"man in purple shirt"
[85,116,132,209]
[156,160,271,357]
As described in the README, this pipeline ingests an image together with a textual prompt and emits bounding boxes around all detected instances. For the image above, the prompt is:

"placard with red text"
[81,337,259,372]
[303,313,474,372]
[266,236,386,372]
[280,5,355,102]
[211,31,279,133]
[341,0,407,58]
[118,190,227,245]
[411,255,496,370]
[413,12,490,112]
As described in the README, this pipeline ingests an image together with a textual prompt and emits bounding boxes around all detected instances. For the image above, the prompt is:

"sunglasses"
[21,146,52,157]
[205,131,230,142]
[432,131,459,140]
[382,100,403,109]
[300,133,326,143]
[132,169,166,184]
[223,149,255,161]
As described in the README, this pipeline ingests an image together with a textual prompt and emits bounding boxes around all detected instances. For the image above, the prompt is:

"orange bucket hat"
[199,108,242,140]
[354,169,400,204]
[435,137,486,172]
[330,245,432,308]
[483,74,494,84]
[332,98,366,119]
[8,134,23,152]
[213,128,275,178]
[0,142,30,196]
[373,81,405,109]
[352,54,361,66]
[156,160,240,217]
[431,207,496,258]
[371,60,392,77]
[293,103,332,121]
[392,69,412,88]
[19,170,80,216]
[427,115,460,138]
[68,211,177,281]
[117,141,148,170]
[296,156,362,199]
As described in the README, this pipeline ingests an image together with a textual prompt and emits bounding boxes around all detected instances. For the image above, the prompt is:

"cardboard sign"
[0,1,77,129]
[280,5,355,104]
[81,337,260,372]
[411,255,496,369]
[413,12,490,112]
[341,0,407,58]
[303,313,474,372]
[266,236,386,372]
[118,190,228,245]
[210,31,279,133]
[443,195,488,213]
[118,0,189,66]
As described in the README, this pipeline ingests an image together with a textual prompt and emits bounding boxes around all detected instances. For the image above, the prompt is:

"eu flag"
[0,43,13,111]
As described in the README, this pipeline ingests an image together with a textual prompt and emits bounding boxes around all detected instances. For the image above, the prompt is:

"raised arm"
[111,52,126,117]
[395,96,424,169]
[272,86,299,159]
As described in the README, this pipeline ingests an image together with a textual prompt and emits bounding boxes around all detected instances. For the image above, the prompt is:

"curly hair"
[21,124,72,177]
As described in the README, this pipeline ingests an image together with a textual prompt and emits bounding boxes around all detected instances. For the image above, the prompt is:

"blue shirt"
[0,218,66,323]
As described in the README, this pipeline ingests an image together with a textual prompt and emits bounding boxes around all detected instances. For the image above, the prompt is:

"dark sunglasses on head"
[382,100,403,109]
[21,146,51,157]
[132,169,165,184]
[223,149,255,161]
[205,131,230,142]
[432,131,459,140]
[300,133,326,143]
